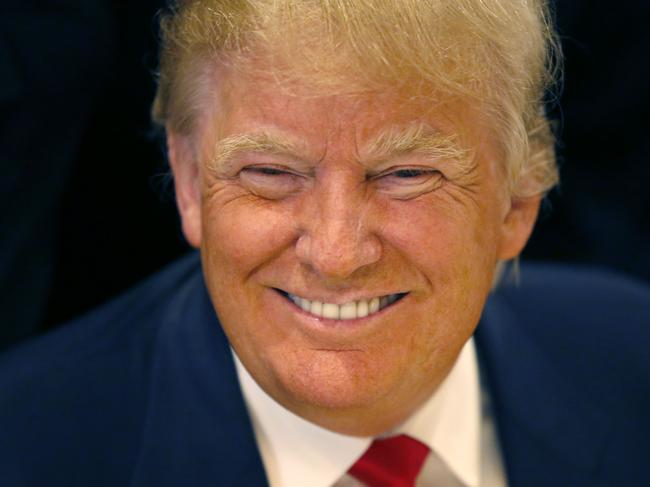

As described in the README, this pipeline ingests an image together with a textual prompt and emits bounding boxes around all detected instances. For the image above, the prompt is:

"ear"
[496,195,541,260]
[167,131,202,248]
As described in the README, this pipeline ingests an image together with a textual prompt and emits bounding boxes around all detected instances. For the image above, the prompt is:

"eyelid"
[238,164,307,200]
[370,165,441,180]
[371,165,444,200]
[242,166,287,175]
[239,163,310,177]
[240,164,306,177]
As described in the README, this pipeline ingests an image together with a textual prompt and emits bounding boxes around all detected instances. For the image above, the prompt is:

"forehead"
[199,63,492,163]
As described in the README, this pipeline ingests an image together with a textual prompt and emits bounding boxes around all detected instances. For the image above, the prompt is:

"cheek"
[198,195,300,357]
[382,196,499,336]
[200,194,296,273]
[385,195,500,273]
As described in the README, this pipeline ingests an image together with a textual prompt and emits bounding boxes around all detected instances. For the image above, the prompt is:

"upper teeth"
[287,293,400,320]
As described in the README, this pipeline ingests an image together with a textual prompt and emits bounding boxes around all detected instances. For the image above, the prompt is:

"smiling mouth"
[276,290,407,320]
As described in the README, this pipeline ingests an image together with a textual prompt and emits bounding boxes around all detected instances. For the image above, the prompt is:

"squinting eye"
[373,167,443,199]
[239,165,304,199]
[390,169,433,179]
[381,168,441,184]
[246,167,286,176]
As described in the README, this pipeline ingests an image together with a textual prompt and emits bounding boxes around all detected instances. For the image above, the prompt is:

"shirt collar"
[234,338,481,487]
[398,338,481,486]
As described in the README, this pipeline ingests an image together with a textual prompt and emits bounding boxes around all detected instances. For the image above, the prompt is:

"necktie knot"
[348,434,430,487]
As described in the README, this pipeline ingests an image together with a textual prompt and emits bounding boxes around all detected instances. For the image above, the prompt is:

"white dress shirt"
[233,338,506,487]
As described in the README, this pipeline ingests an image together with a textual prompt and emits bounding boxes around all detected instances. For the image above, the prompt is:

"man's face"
[170,68,539,435]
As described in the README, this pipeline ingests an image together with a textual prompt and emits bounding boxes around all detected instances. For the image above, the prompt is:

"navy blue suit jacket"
[1,253,648,486]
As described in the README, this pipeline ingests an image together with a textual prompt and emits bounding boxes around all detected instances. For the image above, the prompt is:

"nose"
[295,177,382,280]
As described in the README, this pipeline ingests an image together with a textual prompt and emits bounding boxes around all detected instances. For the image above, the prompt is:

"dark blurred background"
[1,0,648,352]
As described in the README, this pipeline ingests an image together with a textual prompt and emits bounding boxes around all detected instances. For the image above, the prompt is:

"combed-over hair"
[152,0,561,198]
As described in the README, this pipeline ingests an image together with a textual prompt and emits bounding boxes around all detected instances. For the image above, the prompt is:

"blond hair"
[153,0,561,197]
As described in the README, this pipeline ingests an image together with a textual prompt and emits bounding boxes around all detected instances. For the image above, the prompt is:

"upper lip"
[274,288,407,304]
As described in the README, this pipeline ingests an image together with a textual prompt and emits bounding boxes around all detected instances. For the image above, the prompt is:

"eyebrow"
[363,123,470,164]
[208,133,307,174]
[207,123,472,174]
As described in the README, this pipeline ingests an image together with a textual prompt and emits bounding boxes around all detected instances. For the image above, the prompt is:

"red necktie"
[348,434,430,487]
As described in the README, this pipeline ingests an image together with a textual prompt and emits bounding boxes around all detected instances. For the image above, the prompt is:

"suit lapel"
[475,291,612,486]
[129,271,268,487]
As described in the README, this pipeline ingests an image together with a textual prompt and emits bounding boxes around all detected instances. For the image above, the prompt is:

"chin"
[268,347,404,413]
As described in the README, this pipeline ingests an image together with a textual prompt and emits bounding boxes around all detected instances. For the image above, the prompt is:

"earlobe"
[497,195,542,261]
[167,131,202,248]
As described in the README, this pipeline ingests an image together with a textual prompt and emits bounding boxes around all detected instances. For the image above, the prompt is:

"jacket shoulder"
[479,264,650,484]
[487,262,650,423]
[0,253,204,487]
[496,262,650,382]
[499,262,650,349]
[0,252,203,384]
